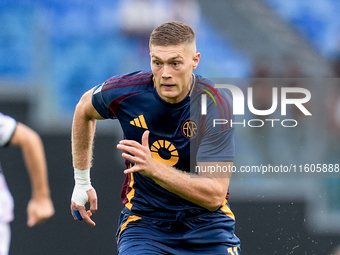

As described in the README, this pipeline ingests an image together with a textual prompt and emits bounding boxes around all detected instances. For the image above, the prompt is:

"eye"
[154,61,162,66]
[172,62,179,67]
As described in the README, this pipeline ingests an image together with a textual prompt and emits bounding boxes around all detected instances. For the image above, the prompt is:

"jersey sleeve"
[92,83,113,119]
[196,85,235,162]
[0,113,17,147]
[92,70,153,119]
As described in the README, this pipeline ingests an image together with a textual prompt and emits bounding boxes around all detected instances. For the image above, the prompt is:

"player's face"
[150,43,200,104]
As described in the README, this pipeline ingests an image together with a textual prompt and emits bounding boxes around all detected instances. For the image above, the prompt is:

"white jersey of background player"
[0,112,54,255]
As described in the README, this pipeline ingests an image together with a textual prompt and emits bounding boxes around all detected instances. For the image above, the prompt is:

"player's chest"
[117,98,201,167]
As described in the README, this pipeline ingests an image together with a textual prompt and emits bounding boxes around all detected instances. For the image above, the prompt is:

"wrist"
[74,168,92,190]
[149,161,170,180]
[32,189,51,200]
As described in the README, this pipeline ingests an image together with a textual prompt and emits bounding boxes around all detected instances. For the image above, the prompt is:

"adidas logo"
[130,115,148,129]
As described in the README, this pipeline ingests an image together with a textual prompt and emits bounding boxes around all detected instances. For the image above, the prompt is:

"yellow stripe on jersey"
[134,117,141,127]
[125,172,135,210]
[117,215,141,243]
[138,115,148,129]
[220,199,235,220]
[120,215,141,233]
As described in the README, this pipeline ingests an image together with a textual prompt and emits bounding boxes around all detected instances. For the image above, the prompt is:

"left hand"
[70,187,97,226]
[117,131,158,176]
[27,197,55,227]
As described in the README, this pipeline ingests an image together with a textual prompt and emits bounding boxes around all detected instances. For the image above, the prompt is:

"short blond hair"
[149,21,196,48]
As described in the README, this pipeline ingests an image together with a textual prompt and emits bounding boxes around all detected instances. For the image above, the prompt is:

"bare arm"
[71,87,103,226]
[148,161,230,211]
[117,131,231,211]
[72,88,104,169]
[10,123,54,226]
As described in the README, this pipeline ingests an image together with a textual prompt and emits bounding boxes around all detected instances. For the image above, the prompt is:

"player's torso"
[117,88,206,211]
[92,70,230,211]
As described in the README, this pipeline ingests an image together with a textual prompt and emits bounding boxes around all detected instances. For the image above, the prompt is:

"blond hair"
[149,21,196,48]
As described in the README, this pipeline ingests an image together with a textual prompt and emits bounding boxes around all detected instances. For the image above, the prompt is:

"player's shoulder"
[100,69,153,92]
[194,74,223,96]
[91,70,154,118]
[0,112,15,124]
[193,74,232,103]
[195,73,214,87]
[0,112,17,147]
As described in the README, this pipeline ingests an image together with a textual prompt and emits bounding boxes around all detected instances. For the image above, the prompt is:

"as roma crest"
[181,120,198,139]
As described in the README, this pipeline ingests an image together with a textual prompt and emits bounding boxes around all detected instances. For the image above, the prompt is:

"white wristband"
[74,168,92,190]
[71,168,93,206]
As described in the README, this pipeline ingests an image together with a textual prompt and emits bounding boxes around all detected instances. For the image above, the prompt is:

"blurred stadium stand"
[1,0,340,254]
[263,0,340,59]
[0,0,250,130]
[198,0,332,77]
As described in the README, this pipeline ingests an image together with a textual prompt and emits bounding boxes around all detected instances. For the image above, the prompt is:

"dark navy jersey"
[92,70,234,212]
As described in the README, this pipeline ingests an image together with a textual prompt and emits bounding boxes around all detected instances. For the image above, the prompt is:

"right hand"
[27,197,55,227]
[71,187,98,226]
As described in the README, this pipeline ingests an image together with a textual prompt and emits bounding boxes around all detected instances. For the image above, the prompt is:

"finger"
[32,218,47,226]
[124,166,138,174]
[87,189,98,213]
[28,212,50,227]
[141,130,150,148]
[118,139,140,147]
[86,210,93,218]
[121,152,138,164]
[71,202,78,220]
[71,201,83,220]
[71,202,95,226]
[117,144,140,156]
[77,205,96,226]
[27,214,37,227]
[27,203,38,227]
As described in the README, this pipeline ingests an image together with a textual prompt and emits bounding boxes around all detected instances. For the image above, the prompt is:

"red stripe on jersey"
[197,81,228,130]
[103,73,152,90]
[219,92,233,129]
[103,80,150,91]
[216,90,230,129]
[106,72,152,83]
[108,92,139,117]
[121,160,132,205]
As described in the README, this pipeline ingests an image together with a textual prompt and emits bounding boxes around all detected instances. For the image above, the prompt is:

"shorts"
[116,206,241,255]
[0,222,11,255]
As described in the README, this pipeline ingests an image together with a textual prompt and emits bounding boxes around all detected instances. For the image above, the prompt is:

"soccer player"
[0,112,54,255]
[70,21,241,254]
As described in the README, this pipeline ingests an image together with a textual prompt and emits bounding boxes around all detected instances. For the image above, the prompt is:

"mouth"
[162,84,176,89]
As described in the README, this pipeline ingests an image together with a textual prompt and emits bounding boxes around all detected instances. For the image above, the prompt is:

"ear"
[193,52,201,70]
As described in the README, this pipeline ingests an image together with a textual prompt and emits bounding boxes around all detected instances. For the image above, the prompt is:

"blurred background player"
[0,112,54,255]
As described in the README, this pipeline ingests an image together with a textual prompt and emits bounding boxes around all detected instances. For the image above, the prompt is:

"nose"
[161,65,172,79]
